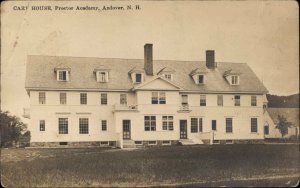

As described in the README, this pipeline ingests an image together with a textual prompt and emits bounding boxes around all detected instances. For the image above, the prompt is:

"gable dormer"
[54,65,71,81]
[94,65,110,83]
[157,67,175,81]
[190,66,208,84]
[223,69,241,85]
[128,67,145,84]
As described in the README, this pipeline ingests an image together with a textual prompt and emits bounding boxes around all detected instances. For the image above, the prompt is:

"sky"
[1,0,299,120]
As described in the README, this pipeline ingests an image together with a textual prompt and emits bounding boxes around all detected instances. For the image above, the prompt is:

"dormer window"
[198,75,204,84]
[129,67,145,84]
[231,75,239,85]
[190,67,208,85]
[96,71,109,82]
[164,74,173,80]
[135,73,142,83]
[158,67,175,81]
[57,70,69,81]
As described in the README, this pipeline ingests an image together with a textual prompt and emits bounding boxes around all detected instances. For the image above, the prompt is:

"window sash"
[101,93,108,105]
[191,118,198,133]
[40,120,45,131]
[251,96,257,106]
[159,92,166,104]
[58,71,67,81]
[217,95,223,106]
[151,92,158,104]
[198,75,204,84]
[264,126,269,135]
[231,75,238,84]
[58,118,68,134]
[164,74,172,80]
[39,92,46,104]
[102,120,107,131]
[234,95,240,106]
[251,118,258,133]
[60,93,67,104]
[162,116,173,131]
[135,74,142,82]
[144,116,156,131]
[226,118,233,133]
[182,95,188,104]
[200,95,206,106]
[120,94,127,105]
[80,93,87,105]
[79,118,89,134]
[212,120,216,131]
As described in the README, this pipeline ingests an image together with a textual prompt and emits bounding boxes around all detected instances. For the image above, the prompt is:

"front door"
[123,120,131,140]
[180,120,188,139]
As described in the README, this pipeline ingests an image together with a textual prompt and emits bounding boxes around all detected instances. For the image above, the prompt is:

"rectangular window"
[80,93,87,105]
[40,120,45,131]
[151,92,158,104]
[199,118,203,132]
[120,94,127,105]
[200,95,206,106]
[162,116,174,131]
[231,75,239,85]
[60,93,67,105]
[251,96,257,106]
[198,75,204,84]
[217,95,223,106]
[164,74,172,80]
[101,93,107,105]
[264,125,269,135]
[58,70,67,81]
[191,118,198,133]
[182,95,188,105]
[251,118,258,133]
[212,120,217,131]
[144,116,156,131]
[152,92,166,104]
[135,73,142,83]
[226,118,233,133]
[234,95,240,106]
[102,120,107,131]
[58,118,68,134]
[159,92,166,104]
[97,72,108,82]
[79,118,89,134]
[39,92,46,104]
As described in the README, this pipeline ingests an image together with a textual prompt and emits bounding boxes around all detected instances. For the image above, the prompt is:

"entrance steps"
[123,140,136,148]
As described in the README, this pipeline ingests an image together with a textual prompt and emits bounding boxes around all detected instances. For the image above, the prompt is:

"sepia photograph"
[1,0,299,187]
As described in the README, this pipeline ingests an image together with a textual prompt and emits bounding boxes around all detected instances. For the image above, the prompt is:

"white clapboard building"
[24,44,269,148]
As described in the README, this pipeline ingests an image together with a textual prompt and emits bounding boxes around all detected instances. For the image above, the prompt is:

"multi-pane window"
[79,118,89,134]
[191,118,203,133]
[39,92,46,104]
[198,75,204,84]
[80,93,87,105]
[58,118,68,134]
[97,72,108,82]
[264,125,269,135]
[226,118,233,133]
[251,96,257,106]
[40,120,45,131]
[251,118,258,133]
[58,70,67,81]
[101,93,107,105]
[144,116,156,131]
[212,120,217,131]
[120,94,127,105]
[217,95,223,106]
[135,73,142,83]
[200,95,206,106]
[60,93,67,105]
[231,75,239,85]
[234,95,240,106]
[102,120,107,131]
[162,116,174,131]
[152,92,166,104]
[182,95,188,105]
[164,74,172,80]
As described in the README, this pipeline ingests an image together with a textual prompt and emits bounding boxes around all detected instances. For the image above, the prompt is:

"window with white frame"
[40,120,45,131]
[226,118,233,133]
[80,93,87,105]
[217,95,223,106]
[191,118,203,133]
[101,120,107,131]
[58,118,68,134]
[152,92,166,104]
[164,74,172,80]
[231,75,239,85]
[79,118,89,134]
[200,95,206,106]
[120,94,127,105]
[251,96,257,106]
[39,92,46,104]
[212,120,217,131]
[144,116,156,131]
[135,73,142,83]
[198,75,204,84]
[101,93,107,105]
[181,95,188,105]
[234,95,240,106]
[60,93,67,105]
[264,125,269,135]
[97,71,108,82]
[251,118,258,133]
[57,70,68,81]
[162,116,174,131]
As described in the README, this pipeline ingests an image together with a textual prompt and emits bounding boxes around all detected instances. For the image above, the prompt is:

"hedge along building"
[24,44,269,148]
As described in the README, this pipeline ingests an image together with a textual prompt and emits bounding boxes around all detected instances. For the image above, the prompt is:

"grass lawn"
[1,144,299,187]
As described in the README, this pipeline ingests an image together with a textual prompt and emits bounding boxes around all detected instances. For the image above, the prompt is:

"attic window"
[135,73,142,83]
[164,74,173,80]
[57,70,69,81]
[198,75,204,84]
[231,75,239,85]
[96,71,109,82]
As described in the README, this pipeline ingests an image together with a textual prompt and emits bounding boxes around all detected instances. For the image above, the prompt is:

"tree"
[0,111,30,147]
[275,115,293,138]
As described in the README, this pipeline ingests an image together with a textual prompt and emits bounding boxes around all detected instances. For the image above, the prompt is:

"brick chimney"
[206,50,216,69]
[144,43,153,75]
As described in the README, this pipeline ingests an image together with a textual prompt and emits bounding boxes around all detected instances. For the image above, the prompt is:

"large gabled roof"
[25,55,268,93]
